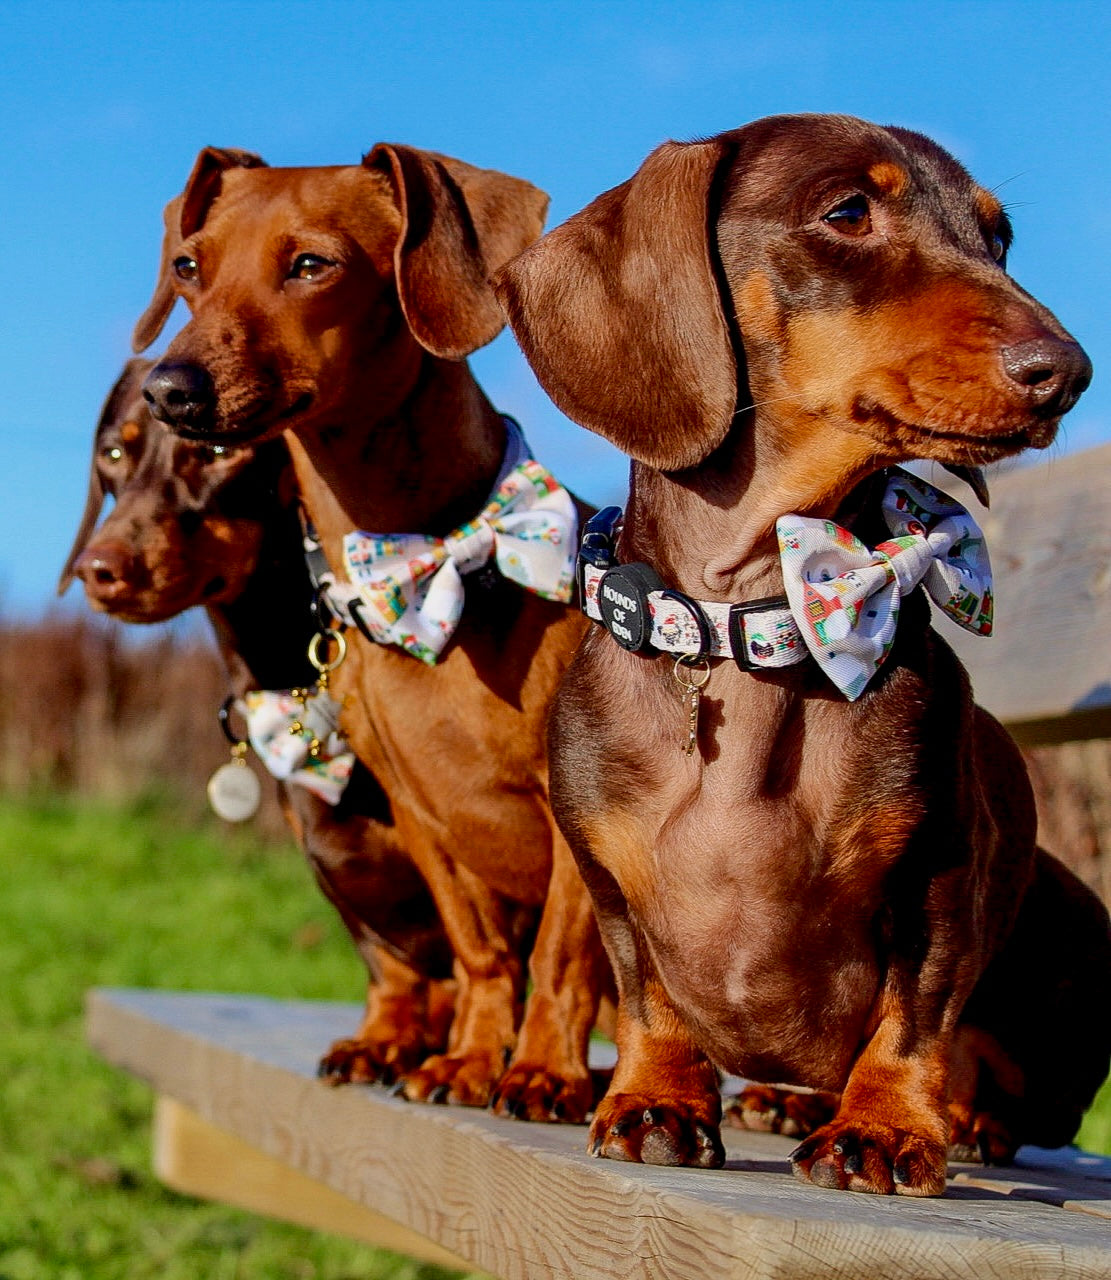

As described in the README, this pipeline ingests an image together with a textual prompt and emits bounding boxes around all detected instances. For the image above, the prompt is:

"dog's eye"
[989,233,1006,263]
[822,195,872,236]
[173,256,199,282]
[288,254,335,281]
[100,444,124,464]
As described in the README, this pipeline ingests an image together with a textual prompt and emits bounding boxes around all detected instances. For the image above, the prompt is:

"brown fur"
[61,358,455,1083]
[496,113,1111,1192]
[135,144,611,1119]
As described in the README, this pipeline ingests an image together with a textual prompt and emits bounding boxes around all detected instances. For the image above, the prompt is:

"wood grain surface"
[87,988,1111,1280]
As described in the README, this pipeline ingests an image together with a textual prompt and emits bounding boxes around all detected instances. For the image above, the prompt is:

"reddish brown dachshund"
[61,357,455,1083]
[496,113,1111,1193]
[132,145,611,1119]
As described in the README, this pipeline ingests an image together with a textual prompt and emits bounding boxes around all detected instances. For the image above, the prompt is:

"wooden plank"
[87,987,1111,1280]
[152,1095,478,1271]
[927,443,1111,743]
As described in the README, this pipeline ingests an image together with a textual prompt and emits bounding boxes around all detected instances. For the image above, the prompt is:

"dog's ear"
[58,358,151,593]
[365,144,549,360]
[132,147,267,352]
[495,139,737,472]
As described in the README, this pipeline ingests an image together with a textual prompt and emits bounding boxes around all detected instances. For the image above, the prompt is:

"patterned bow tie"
[242,688,355,805]
[341,425,577,665]
[776,468,992,701]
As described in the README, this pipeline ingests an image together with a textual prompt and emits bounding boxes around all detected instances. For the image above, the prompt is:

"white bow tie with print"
[341,432,576,665]
[775,468,993,701]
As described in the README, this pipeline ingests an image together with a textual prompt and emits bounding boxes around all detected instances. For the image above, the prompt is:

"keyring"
[672,654,711,689]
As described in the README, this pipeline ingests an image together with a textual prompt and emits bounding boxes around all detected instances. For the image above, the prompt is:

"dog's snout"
[74,543,134,601]
[1000,336,1093,418]
[143,363,216,432]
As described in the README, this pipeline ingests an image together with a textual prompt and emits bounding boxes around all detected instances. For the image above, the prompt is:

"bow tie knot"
[777,469,992,700]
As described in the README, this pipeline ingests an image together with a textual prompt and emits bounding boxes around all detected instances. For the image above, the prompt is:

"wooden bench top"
[87,987,1111,1280]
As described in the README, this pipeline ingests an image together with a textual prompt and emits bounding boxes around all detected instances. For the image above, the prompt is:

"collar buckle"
[728,595,794,672]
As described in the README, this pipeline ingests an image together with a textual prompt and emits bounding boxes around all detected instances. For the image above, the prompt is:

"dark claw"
[644,1107,666,1126]
[892,1159,909,1185]
[588,1136,602,1156]
[387,1078,407,1097]
[427,1084,450,1105]
[834,1134,862,1174]
[511,1100,528,1120]
[610,1113,638,1137]
[551,1101,565,1121]
[976,1132,993,1166]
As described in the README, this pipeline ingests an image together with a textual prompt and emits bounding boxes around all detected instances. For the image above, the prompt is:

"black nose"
[143,362,216,432]
[1000,336,1092,418]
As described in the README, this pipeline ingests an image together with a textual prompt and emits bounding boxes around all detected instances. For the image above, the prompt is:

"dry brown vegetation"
[0,610,286,835]
[1,611,1109,899]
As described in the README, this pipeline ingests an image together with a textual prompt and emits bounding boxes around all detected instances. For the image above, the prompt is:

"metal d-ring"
[217,694,248,747]
[307,628,347,674]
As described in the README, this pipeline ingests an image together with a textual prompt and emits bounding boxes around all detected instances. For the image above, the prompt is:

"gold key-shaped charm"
[673,656,711,755]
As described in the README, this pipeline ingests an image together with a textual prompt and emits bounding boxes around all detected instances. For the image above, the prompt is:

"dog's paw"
[723,1084,839,1138]
[588,1094,724,1168]
[317,1031,434,1087]
[789,1119,947,1196]
[489,1064,593,1123]
[948,1105,1018,1166]
[396,1051,503,1107]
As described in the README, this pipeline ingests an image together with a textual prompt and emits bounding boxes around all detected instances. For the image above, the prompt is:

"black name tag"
[597,563,664,652]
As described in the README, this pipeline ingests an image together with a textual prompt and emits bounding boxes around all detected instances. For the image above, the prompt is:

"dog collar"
[578,507,807,672]
[579,467,993,699]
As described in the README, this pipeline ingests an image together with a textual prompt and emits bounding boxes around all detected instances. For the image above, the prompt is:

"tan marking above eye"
[120,420,142,443]
[974,187,1004,226]
[867,162,909,198]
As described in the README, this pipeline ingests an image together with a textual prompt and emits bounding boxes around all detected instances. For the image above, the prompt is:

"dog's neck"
[285,351,506,564]
[206,504,318,695]
[622,409,883,604]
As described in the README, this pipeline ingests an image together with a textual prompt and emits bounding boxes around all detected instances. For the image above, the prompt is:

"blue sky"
[2,0,1108,615]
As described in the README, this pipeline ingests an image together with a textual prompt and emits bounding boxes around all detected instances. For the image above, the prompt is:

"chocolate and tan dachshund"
[133,145,611,1119]
[61,357,456,1083]
[496,113,1111,1192]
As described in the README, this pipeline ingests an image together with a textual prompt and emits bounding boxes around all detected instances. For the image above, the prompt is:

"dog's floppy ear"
[495,139,737,472]
[365,144,549,360]
[132,147,267,352]
[58,358,152,593]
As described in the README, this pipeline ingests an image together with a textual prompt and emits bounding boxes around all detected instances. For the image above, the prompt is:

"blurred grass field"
[0,791,474,1280]
[1,789,1108,1279]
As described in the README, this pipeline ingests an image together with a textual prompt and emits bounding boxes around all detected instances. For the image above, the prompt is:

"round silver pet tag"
[207,760,261,822]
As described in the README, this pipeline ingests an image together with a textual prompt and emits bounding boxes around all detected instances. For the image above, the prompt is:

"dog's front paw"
[317,1031,432,1087]
[789,1119,947,1196]
[723,1084,838,1138]
[489,1064,593,1123]
[396,1051,503,1107]
[588,1094,724,1167]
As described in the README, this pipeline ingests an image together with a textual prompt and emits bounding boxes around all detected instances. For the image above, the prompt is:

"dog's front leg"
[788,857,976,1197]
[589,957,724,1168]
[396,849,530,1107]
[490,831,608,1123]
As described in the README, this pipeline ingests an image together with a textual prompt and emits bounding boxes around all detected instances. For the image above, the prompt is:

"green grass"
[0,791,474,1280]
